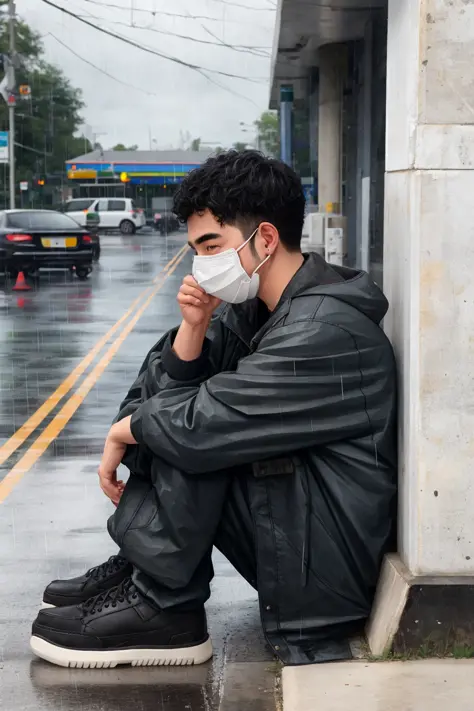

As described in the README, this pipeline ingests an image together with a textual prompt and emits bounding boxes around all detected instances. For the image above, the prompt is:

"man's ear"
[259,222,279,255]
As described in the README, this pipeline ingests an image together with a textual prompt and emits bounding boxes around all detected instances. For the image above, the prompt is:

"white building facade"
[271,0,474,655]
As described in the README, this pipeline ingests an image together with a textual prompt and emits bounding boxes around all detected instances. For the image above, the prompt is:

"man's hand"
[177,275,220,328]
[98,416,137,505]
[98,438,126,505]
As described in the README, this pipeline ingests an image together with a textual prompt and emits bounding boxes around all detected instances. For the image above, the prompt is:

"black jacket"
[111,252,397,664]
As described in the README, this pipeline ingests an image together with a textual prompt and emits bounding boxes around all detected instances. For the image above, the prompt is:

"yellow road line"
[0,248,189,504]
[0,244,188,468]
[161,243,188,276]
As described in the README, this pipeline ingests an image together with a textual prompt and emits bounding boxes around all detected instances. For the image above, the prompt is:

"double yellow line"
[0,244,189,504]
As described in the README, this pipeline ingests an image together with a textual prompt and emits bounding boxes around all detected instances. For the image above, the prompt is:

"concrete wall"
[383,0,474,575]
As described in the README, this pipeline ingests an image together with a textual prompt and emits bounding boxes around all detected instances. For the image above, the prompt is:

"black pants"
[109,465,257,611]
[108,454,363,664]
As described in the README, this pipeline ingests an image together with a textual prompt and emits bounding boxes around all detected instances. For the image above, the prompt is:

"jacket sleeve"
[113,326,214,475]
[113,310,236,424]
[113,326,211,422]
[129,319,381,473]
[112,331,172,423]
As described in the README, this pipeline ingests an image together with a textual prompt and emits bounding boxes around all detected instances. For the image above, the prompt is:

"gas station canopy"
[65,148,214,186]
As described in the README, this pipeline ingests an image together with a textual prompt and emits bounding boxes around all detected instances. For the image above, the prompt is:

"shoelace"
[82,578,139,616]
[85,555,128,582]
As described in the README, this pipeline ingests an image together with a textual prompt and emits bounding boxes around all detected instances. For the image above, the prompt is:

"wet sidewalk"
[0,232,278,710]
[282,659,474,711]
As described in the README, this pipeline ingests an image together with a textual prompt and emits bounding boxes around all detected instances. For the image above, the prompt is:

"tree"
[190,137,201,151]
[253,108,311,177]
[0,16,87,205]
[112,143,138,151]
[254,111,279,157]
[232,142,248,152]
[66,135,93,157]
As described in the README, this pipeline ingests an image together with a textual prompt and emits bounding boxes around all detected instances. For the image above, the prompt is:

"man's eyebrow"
[188,233,222,249]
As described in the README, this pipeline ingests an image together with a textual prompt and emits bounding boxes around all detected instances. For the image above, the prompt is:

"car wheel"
[120,220,136,235]
[75,267,91,281]
[93,244,101,261]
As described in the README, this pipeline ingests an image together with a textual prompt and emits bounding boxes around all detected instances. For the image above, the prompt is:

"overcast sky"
[19,0,276,151]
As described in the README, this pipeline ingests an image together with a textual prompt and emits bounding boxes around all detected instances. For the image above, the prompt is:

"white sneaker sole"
[30,635,213,669]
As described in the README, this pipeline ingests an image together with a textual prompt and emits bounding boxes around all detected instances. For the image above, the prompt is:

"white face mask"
[192,228,271,304]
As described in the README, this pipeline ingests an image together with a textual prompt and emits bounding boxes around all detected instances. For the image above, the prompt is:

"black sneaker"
[31,578,212,668]
[42,555,132,608]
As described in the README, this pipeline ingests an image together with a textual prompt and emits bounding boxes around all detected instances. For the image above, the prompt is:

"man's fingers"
[179,284,210,302]
[182,275,209,297]
[100,479,117,499]
[102,484,122,505]
[183,274,201,289]
[98,468,123,504]
[178,294,205,307]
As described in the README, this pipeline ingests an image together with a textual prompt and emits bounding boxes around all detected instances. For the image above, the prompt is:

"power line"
[199,23,269,58]
[78,0,268,25]
[39,5,262,106]
[184,0,275,10]
[21,9,259,110]
[80,0,220,20]
[73,12,271,56]
[46,32,158,96]
[50,28,259,108]
[41,0,266,83]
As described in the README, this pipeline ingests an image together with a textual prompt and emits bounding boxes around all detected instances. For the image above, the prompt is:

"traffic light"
[34,176,46,187]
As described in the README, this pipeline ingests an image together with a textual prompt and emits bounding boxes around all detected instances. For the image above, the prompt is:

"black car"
[0,209,96,281]
[153,211,180,235]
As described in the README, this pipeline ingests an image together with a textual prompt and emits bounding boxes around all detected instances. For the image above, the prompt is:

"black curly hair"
[173,150,305,252]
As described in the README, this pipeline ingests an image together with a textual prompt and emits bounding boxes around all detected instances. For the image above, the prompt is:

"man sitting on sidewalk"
[31,150,397,669]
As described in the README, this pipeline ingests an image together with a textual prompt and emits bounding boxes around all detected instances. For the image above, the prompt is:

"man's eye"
[206,245,219,253]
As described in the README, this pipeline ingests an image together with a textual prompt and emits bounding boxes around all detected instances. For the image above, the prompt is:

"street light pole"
[7,0,15,209]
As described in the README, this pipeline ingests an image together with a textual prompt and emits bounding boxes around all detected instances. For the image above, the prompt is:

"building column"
[317,44,345,213]
[356,21,373,273]
[279,85,293,167]
[368,0,474,656]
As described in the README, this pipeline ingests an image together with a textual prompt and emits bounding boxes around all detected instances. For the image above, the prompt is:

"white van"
[62,198,146,234]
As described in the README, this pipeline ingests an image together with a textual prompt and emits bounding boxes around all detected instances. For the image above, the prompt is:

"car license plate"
[41,237,77,248]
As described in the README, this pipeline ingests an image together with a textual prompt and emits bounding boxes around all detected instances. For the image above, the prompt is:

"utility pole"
[7,0,15,209]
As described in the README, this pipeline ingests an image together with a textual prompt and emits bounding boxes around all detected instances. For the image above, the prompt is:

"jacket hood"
[283,252,389,325]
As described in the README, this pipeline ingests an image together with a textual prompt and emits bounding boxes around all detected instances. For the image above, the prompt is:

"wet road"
[0,232,277,710]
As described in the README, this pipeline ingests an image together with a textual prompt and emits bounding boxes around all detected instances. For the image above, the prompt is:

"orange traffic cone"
[12,271,32,291]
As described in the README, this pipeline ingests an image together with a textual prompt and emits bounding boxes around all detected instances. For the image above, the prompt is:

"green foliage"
[232,141,248,152]
[254,110,279,157]
[112,143,138,151]
[254,108,311,178]
[0,16,87,203]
